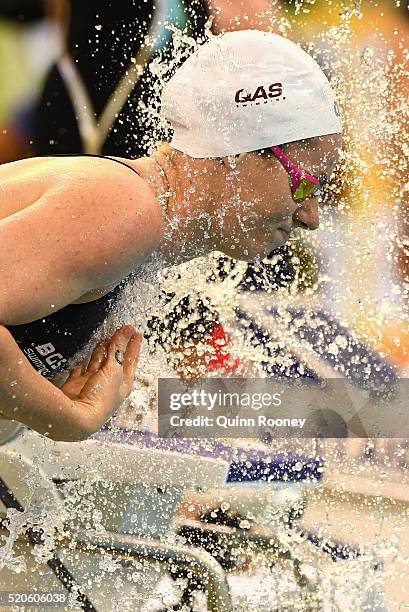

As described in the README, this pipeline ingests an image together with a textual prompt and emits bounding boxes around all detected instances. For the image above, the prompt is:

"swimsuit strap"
[82,153,141,176]
[51,153,170,215]
[89,154,170,215]
[48,153,141,176]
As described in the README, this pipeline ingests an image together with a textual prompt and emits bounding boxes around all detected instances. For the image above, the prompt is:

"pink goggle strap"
[270,145,320,191]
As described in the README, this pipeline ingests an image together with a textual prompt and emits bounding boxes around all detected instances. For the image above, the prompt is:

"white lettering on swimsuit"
[34,343,67,371]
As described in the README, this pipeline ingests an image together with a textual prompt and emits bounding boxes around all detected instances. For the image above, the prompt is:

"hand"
[61,325,142,433]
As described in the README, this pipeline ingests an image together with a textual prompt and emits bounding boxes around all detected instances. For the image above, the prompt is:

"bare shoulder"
[57,155,158,209]
[29,156,163,290]
[83,155,164,243]
[49,155,164,286]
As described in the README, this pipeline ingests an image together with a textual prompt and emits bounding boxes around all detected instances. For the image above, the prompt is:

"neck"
[132,145,223,266]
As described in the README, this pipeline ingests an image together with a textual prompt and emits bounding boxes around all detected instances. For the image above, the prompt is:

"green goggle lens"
[292,177,322,202]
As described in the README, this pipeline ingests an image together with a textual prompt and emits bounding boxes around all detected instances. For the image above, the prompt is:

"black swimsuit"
[5,155,141,379]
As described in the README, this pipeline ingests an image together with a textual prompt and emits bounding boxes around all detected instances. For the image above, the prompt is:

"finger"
[122,334,142,392]
[87,340,108,374]
[66,359,87,381]
[78,327,137,424]
[123,333,142,380]
[105,325,136,370]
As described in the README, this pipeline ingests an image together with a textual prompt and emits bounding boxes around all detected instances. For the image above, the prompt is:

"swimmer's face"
[219,134,342,262]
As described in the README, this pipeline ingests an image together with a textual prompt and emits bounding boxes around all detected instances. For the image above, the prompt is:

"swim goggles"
[270,145,325,203]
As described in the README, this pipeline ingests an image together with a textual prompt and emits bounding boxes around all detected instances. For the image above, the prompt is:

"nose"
[292,199,320,230]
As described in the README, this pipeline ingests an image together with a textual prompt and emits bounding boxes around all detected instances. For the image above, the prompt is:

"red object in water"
[207,322,241,373]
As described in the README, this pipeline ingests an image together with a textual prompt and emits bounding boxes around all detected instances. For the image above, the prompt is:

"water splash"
[2,2,408,609]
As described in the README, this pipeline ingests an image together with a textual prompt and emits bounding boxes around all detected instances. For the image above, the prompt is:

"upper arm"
[68,165,163,287]
[0,162,162,325]
[0,193,87,325]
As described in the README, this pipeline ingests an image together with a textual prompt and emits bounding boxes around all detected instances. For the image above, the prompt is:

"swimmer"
[0,31,342,441]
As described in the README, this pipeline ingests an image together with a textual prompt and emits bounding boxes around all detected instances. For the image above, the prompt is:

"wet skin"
[212,134,342,261]
[141,134,342,266]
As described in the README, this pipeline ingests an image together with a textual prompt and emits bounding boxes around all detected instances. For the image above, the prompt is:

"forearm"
[0,326,94,441]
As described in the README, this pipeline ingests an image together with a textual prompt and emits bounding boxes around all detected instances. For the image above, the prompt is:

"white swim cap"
[162,30,341,159]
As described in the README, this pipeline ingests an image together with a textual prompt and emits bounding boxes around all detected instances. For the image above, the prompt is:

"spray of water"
[1,1,408,608]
